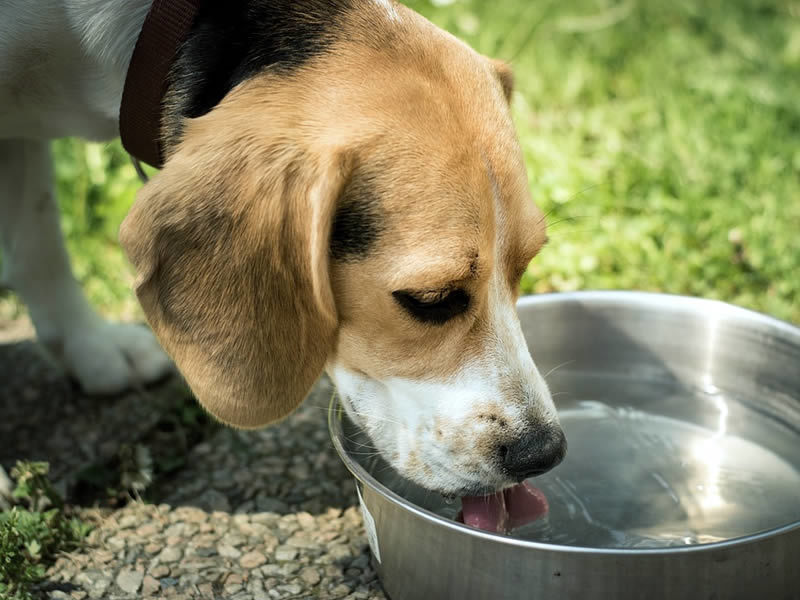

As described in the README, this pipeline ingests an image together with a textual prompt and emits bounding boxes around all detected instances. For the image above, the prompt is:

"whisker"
[535,204,561,227]
[568,182,604,200]
[342,433,378,451]
[542,359,575,379]
[374,462,398,477]
[346,450,384,459]
[352,414,405,427]
[305,403,406,427]
[546,215,590,229]
[535,183,605,226]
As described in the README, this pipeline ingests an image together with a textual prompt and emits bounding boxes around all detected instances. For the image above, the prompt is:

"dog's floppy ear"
[120,108,348,429]
[490,59,515,103]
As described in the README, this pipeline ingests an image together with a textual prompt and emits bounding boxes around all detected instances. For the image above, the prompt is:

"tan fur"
[490,59,515,103]
[120,1,546,429]
[120,81,353,428]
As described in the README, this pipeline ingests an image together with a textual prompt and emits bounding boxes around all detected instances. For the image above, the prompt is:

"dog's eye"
[392,289,471,325]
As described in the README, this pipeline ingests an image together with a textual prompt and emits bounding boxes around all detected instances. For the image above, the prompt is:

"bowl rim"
[327,290,800,556]
[516,290,800,338]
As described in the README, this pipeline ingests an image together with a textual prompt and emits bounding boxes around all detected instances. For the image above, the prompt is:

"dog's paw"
[55,321,174,395]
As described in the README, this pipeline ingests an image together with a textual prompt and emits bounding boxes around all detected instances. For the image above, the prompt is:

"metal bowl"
[329,291,800,600]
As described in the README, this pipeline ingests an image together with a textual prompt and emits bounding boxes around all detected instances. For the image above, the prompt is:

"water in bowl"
[344,375,800,549]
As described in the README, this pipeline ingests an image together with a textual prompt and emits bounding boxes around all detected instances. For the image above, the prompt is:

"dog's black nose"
[500,426,567,480]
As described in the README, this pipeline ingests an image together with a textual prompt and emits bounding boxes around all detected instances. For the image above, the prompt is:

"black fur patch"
[330,174,383,261]
[164,0,354,146]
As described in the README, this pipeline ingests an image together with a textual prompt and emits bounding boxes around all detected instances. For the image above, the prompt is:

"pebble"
[225,583,244,595]
[329,544,353,561]
[142,575,161,596]
[92,549,114,564]
[299,567,321,585]
[274,545,298,561]
[255,496,290,513]
[278,583,303,595]
[89,577,111,599]
[137,523,161,537]
[331,583,355,595]
[176,507,207,523]
[286,532,318,549]
[158,546,183,563]
[194,489,232,513]
[218,543,242,558]
[116,569,143,594]
[106,536,125,551]
[222,533,248,547]
[145,542,162,554]
[118,514,139,529]
[240,550,268,568]
[296,512,316,529]
[149,565,170,578]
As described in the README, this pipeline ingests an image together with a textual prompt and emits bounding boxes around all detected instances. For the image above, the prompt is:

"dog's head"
[120,1,565,496]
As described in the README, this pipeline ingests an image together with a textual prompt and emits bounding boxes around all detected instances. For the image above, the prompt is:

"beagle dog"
[0,0,566,497]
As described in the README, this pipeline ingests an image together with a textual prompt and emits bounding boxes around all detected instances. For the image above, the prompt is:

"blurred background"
[2,0,798,324]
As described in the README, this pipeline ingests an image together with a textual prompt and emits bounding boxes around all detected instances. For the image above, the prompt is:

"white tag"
[356,482,381,564]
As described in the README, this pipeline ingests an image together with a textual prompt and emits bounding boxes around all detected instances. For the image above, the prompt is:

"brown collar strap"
[120,0,202,169]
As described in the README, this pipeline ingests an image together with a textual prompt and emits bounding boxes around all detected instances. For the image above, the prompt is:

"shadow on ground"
[0,331,358,517]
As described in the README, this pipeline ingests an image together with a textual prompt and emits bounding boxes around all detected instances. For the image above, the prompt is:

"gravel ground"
[1,316,388,600]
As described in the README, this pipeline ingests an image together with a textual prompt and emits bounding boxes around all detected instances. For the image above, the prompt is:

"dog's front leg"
[0,139,172,394]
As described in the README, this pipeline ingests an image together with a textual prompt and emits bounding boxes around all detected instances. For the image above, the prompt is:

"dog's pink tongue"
[459,491,509,533]
[458,482,549,533]
[504,481,549,529]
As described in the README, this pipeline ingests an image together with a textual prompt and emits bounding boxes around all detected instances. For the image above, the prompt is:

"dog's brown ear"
[120,107,347,429]
[490,59,515,103]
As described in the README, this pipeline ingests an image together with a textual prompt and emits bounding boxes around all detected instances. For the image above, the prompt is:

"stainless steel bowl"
[329,291,800,600]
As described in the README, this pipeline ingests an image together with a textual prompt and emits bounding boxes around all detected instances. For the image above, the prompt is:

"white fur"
[0,0,150,140]
[0,1,172,392]
[372,0,400,22]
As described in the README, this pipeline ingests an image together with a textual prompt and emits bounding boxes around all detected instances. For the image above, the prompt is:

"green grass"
[4,0,799,323]
[0,463,91,600]
[408,0,800,321]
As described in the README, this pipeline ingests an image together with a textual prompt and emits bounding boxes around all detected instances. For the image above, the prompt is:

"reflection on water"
[343,379,800,549]
[511,400,800,547]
